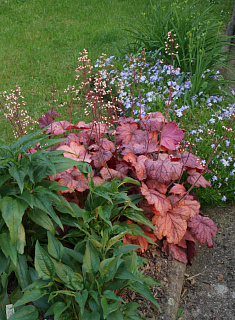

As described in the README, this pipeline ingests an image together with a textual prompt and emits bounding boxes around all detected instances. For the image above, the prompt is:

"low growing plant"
[39,106,231,264]
[9,163,162,320]
[0,129,92,319]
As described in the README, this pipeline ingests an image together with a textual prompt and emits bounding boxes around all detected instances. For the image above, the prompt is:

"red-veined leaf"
[187,214,217,248]
[162,241,188,264]
[116,122,143,145]
[100,167,125,181]
[142,112,166,132]
[152,205,191,244]
[169,184,186,196]
[46,121,72,135]
[145,154,183,183]
[187,169,211,188]
[57,141,91,163]
[180,152,204,170]
[140,182,172,215]
[146,180,167,194]
[161,122,185,150]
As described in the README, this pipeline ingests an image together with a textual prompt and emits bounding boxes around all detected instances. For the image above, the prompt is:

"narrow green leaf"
[124,210,155,231]
[47,231,64,260]
[75,289,88,315]
[35,241,55,280]
[16,254,30,289]
[101,296,119,318]
[119,176,141,187]
[114,245,142,256]
[0,174,11,187]
[27,209,55,234]
[130,282,161,311]
[0,197,28,245]
[53,301,71,320]
[103,290,124,303]
[93,191,113,204]
[122,302,140,312]
[33,194,63,230]
[13,288,48,308]
[98,206,112,228]
[107,232,127,251]
[83,239,100,274]
[16,223,26,254]
[140,275,163,287]
[9,166,28,193]
[90,238,103,250]
[52,157,83,173]
[106,309,124,320]
[0,248,9,276]
[0,232,17,266]
[16,191,34,208]
[100,256,123,282]
[115,268,143,283]
[64,247,83,264]
[8,305,38,320]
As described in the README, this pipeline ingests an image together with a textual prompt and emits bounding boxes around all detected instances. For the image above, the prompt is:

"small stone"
[217,274,224,281]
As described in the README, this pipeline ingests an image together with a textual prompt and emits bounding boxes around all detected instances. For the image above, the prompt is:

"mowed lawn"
[0,0,148,136]
[0,0,234,139]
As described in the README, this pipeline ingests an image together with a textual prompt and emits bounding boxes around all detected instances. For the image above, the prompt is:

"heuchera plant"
[39,111,217,264]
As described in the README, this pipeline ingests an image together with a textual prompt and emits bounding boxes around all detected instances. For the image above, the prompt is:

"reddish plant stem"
[157,49,174,160]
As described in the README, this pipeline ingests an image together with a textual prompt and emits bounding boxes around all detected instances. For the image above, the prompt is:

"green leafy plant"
[10,163,162,319]
[0,129,86,319]
[125,0,234,96]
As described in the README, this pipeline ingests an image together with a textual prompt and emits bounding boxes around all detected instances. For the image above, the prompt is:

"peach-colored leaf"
[161,122,185,150]
[142,112,166,132]
[152,205,191,244]
[91,150,113,168]
[55,172,89,193]
[121,141,158,155]
[116,122,144,145]
[101,138,116,153]
[184,199,200,218]
[188,214,217,248]
[187,169,211,188]
[46,121,72,135]
[118,117,136,124]
[140,182,172,215]
[100,167,125,181]
[93,176,104,186]
[116,161,132,175]
[169,184,186,196]
[180,152,204,170]
[123,152,137,166]
[146,180,167,194]
[57,141,91,163]
[134,155,148,180]
[145,154,183,183]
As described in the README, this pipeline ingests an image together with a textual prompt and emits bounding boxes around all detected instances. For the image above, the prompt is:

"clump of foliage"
[0,132,161,319]
[11,164,162,320]
[0,129,84,319]
[125,0,234,96]
[40,109,219,264]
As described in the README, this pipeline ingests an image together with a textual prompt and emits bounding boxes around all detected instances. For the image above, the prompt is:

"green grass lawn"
[0,0,149,137]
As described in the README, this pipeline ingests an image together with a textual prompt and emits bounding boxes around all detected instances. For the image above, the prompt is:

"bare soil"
[179,206,235,320]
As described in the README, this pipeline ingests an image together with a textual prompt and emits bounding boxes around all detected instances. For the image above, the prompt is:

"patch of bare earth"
[179,206,235,320]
